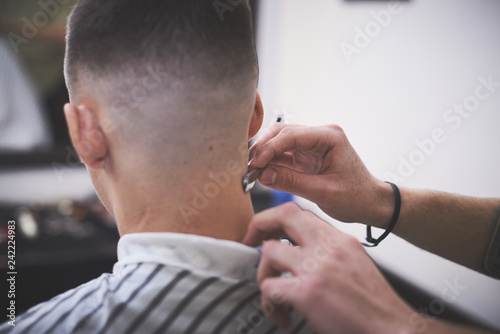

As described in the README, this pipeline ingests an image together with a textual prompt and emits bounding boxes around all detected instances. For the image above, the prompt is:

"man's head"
[63,0,263,235]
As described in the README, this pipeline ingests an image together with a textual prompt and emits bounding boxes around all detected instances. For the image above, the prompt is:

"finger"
[248,123,303,161]
[257,240,302,284]
[264,153,295,169]
[260,276,303,329]
[262,153,322,175]
[249,123,286,160]
[258,165,329,204]
[242,203,311,247]
[249,126,335,170]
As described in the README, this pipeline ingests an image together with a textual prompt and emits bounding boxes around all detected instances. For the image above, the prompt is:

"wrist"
[370,180,396,229]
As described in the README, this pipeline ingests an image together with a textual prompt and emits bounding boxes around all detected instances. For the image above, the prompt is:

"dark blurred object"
[45,79,71,145]
[0,196,118,314]
[0,146,82,169]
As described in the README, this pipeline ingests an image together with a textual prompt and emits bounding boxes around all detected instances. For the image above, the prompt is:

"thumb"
[259,165,324,200]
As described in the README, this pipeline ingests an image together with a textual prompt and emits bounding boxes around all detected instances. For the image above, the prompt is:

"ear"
[248,91,264,140]
[64,103,108,169]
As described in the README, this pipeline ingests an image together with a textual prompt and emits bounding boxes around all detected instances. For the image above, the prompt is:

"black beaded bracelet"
[362,181,401,247]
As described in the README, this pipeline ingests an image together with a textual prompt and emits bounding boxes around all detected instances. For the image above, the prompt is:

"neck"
[112,170,255,243]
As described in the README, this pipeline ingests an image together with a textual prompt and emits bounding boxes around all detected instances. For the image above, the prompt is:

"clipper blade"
[242,168,262,193]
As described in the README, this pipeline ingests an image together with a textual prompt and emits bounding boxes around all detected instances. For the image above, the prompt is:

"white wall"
[256,0,500,329]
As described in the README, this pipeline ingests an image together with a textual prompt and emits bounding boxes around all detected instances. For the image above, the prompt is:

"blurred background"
[0,0,499,331]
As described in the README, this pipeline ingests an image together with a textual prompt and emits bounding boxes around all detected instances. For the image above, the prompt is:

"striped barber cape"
[0,232,315,334]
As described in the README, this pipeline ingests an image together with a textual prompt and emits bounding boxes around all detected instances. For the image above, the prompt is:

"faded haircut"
[64,0,259,146]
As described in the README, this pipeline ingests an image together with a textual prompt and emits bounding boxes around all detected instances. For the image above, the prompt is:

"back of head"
[65,0,259,174]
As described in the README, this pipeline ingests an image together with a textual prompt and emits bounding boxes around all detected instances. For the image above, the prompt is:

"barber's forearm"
[373,184,500,276]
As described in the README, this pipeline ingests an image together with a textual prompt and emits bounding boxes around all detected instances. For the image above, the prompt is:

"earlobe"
[248,91,264,140]
[64,103,108,169]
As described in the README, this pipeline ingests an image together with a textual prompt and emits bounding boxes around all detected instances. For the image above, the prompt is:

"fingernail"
[260,168,277,185]
[247,157,254,166]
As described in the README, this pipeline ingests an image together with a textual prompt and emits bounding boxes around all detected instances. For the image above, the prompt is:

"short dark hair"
[65,0,258,102]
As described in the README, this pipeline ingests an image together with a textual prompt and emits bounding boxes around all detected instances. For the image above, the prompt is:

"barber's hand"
[249,124,393,228]
[243,203,416,334]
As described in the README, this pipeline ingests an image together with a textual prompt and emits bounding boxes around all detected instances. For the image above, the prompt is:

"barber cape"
[1,233,315,333]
